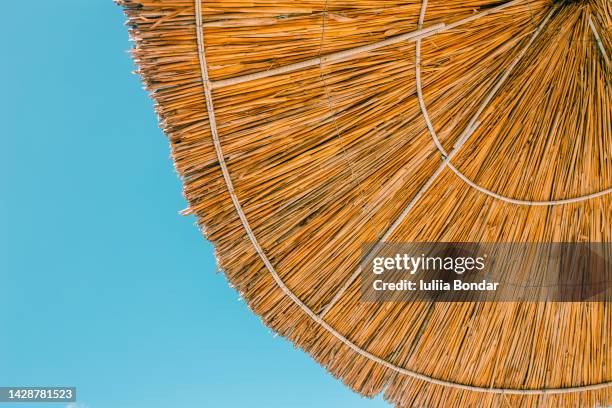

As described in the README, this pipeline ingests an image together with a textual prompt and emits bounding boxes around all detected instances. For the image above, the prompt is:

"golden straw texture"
[118,0,611,406]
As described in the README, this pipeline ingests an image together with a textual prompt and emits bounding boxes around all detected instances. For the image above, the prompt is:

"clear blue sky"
[0,1,389,407]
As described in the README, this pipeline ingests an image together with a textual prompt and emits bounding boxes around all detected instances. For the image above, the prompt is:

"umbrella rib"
[320,3,559,320]
[209,0,526,90]
[415,6,612,205]
[588,15,610,67]
[195,0,612,395]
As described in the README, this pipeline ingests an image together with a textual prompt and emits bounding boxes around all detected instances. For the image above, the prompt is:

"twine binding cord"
[194,0,612,395]
[415,2,612,206]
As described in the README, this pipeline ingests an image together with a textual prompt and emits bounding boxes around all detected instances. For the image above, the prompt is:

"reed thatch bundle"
[118,0,611,406]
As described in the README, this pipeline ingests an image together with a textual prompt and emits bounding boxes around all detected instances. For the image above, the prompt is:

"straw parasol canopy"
[118,0,611,406]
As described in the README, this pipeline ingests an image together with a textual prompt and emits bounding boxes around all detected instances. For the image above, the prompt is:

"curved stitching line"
[317,1,368,209]
[416,3,612,206]
[194,0,612,395]
[320,1,556,317]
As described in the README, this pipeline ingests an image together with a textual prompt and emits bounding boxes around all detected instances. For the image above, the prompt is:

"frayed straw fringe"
[118,0,612,406]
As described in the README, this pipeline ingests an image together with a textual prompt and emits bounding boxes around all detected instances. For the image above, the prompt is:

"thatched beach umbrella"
[118,0,611,406]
